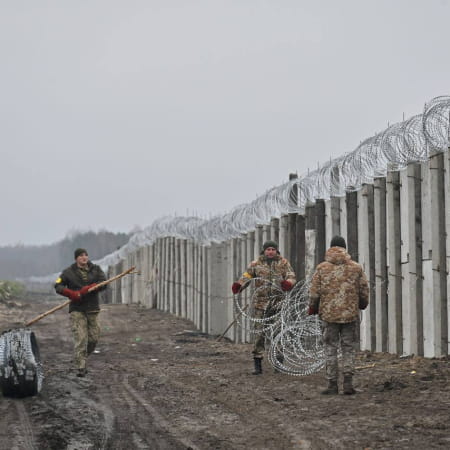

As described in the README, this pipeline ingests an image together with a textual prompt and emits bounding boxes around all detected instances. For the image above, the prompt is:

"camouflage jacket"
[309,247,369,323]
[238,254,296,309]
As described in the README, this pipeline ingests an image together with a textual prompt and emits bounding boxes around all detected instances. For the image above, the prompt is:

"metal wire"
[233,278,325,376]
[29,95,450,285]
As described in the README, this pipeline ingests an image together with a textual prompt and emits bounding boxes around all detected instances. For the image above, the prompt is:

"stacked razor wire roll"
[0,328,43,397]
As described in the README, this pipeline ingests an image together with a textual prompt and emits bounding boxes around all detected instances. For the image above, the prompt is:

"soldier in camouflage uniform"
[55,248,107,377]
[308,236,369,395]
[232,240,296,375]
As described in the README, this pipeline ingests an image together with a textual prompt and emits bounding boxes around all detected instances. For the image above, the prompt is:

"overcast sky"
[1,0,449,246]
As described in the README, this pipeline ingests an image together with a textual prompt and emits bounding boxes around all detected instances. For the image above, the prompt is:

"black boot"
[343,375,356,395]
[252,357,262,375]
[87,342,96,355]
[77,368,87,377]
[321,379,338,395]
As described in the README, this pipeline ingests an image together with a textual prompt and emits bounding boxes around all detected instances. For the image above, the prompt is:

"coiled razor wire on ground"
[29,95,450,281]
[0,328,43,397]
[233,278,325,376]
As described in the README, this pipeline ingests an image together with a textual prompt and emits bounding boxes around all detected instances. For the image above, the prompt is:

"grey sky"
[1,0,449,246]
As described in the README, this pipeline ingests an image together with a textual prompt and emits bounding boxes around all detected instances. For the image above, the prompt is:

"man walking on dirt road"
[308,236,369,395]
[55,248,107,377]
[232,240,296,375]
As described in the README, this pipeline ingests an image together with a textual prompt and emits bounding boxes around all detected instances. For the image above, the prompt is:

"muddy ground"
[0,294,449,450]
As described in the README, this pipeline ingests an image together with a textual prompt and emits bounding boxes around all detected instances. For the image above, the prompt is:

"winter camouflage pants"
[323,321,357,380]
[70,311,100,370]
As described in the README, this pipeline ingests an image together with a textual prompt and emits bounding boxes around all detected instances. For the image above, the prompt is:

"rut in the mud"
[1,295,449,449]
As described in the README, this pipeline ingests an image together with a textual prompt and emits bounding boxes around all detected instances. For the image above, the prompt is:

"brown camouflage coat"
[309,247,369,323]
[238,254,296,309]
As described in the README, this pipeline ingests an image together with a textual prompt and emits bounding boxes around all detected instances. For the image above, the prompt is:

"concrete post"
[374,177,388,352]
[427,153,448,356]
[421,160,435,356]
[195,243,201,329]
[202,245,209,333]
[230,238,240,342]
[288,213,298,276]
[325,197,341,248]
[255,225,263,258]
[399,164,423,355]
[208,243,230,336]
[105,266,113,304]
[149,244,157,309]
[156,238,163,310]
[180,239,187,318]
[445,149,450,355]
[169,237,176,314]
[240,235,248,343]
[315,199,326,265]
[174,239,181,316]
[164,237,170,311]
[186,240,194,321]
[246,231,255,343]
[339,196,348,246]
[141,245,149,307]
[126,253,134,304]
[296,214,306,282]
[262,225,270,243]
[305,202,316,279]
[279,215,289,259]
[116,259,124,305]
[270,218,280,246]
[346,191,359,262]
[358,184,376,351]
[386,170,403,354]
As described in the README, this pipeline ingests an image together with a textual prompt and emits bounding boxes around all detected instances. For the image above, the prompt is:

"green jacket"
[55,262,107,313]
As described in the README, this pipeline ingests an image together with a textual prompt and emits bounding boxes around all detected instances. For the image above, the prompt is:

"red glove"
[61,288,82,302]
[80,283,97,296]
[231,282,242,294]
[281,280,293,292]
[308,305,318,315]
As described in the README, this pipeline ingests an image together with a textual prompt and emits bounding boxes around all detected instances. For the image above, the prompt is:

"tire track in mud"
[14,401,37,450]
[28,371,114,450]
[0,398,37,450]
[97,372,197,450]
[131,355,311,450]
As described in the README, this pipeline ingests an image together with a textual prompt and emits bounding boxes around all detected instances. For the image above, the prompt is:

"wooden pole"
[25,266,136,327]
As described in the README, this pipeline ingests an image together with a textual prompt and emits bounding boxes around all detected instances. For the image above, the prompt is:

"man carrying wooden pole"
[54,248,108,377]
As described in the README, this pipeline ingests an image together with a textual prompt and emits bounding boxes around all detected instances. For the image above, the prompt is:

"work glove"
[231,282,242,294]
[359,296,368,310]
[79,283,97,296]
[281,280,293,292]
[308,305,318,315]
[61,288,82,303]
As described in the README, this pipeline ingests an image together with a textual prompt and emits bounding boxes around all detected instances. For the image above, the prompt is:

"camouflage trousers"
[70,311,100,370]
[252,306,279,359]
[323,321,357,380]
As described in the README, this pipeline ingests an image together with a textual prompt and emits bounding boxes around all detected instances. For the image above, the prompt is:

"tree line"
[0,230,131,279]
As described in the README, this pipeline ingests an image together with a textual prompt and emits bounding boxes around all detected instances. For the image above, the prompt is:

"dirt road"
[1,295,449,449]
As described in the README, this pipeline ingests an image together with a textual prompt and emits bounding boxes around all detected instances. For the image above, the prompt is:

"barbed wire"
[93,95,449,269]
[233,278,325,376]
[29,96,450,280]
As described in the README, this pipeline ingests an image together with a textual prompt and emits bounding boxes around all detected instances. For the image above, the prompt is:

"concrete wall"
[108,153,450,358]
